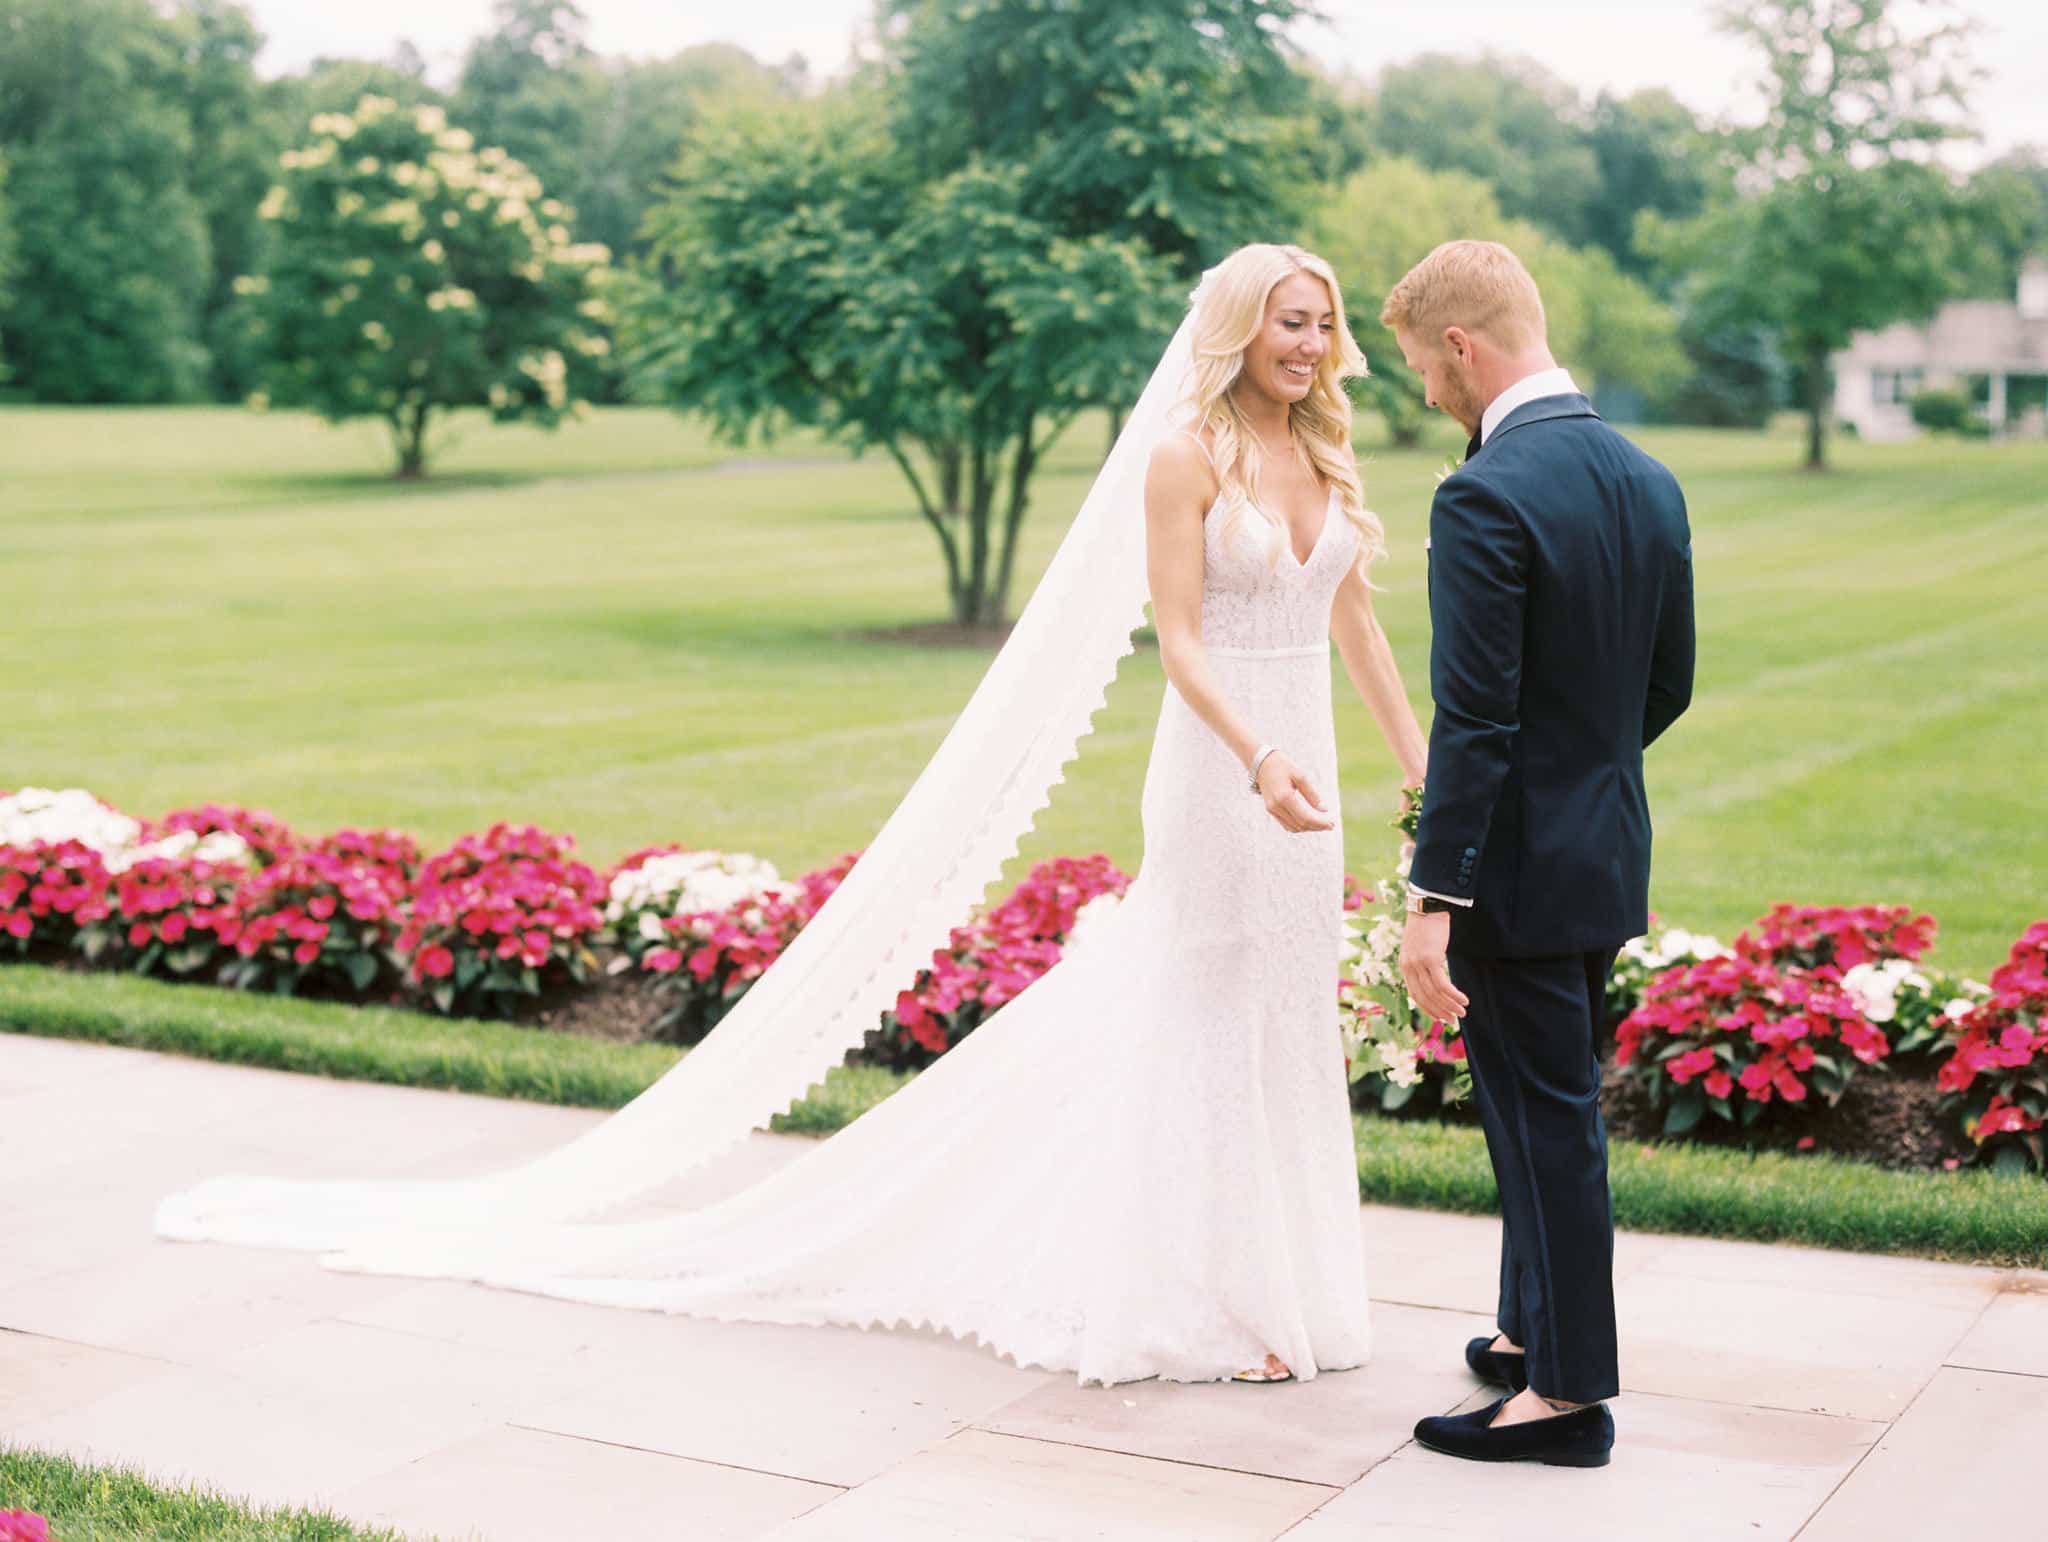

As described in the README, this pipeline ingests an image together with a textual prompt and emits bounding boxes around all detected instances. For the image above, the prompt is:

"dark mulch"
[511,952,674,1043]
[1599,1054,1975,1173]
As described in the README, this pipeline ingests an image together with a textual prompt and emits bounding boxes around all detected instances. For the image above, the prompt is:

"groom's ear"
[1441,326,1474,367]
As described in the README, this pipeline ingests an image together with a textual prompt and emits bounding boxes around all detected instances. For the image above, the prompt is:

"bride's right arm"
[1143,436,1330,833]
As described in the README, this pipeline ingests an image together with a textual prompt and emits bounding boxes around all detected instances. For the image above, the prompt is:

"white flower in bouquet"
[0,787,142,854]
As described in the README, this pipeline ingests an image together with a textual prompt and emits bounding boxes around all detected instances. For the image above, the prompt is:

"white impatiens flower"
[604,850,782,928]
[0,787,141,854]
[257,186,289,220]
[421,239,444,262]
[1839,958,1933,1025]
[105,829,251,874]
[413,104,448,133]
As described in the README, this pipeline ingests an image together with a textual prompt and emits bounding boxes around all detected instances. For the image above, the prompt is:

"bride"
[154,241,1429,1389]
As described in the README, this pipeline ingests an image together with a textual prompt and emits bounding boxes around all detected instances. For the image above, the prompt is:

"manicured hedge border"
[6,963,2044,1265]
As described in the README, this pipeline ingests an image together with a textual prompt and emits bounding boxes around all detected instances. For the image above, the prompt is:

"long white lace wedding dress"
[347,486,1367,1388]
[154,304,1373,1389]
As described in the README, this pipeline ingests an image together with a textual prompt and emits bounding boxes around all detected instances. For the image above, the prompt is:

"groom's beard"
[1441,378,1485,439]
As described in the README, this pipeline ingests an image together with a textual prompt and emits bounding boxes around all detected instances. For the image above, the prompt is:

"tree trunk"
[990,412,1038,624]
[1106,405,1124,457]
[393,401,430,479]
[1804,345,1830,471]
[938,442,963,514]
[957,435,998,627]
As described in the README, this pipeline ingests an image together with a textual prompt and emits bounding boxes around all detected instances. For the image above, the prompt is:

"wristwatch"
[1405,890,1453,917]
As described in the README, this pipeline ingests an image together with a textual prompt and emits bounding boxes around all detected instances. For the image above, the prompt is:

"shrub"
[1908,386,1988,437]
[397,823,605,1016]
[0,839,112,954]
[1607,917,1732,1025]
[218,848,408,998]
[641,851,859,1042]
[604,846,782,968]
[867,854,1132,1069]
[145,803,296,865]
[76,855,247,979]
[1735,902,1935,971]
[1613,953,1890,1134]
[1935,921,2048,1171]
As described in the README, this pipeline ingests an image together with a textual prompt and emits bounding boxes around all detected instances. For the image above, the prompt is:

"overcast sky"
[240,0,2048,163]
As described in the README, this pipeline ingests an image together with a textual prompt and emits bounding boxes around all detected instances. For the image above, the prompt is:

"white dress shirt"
[1409,368,1582,913]
[1480,367,1581,445]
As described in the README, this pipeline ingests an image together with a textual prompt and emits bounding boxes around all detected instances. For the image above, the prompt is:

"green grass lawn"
[4,403,2042,974]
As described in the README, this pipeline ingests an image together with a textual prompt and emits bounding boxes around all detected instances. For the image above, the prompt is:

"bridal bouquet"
[1339,869,1471,1114]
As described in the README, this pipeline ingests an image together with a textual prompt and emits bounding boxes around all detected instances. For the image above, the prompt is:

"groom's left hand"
[1402,911,1468,1023]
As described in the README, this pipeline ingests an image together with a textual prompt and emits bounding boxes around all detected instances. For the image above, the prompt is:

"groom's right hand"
[1257,755,1336,834]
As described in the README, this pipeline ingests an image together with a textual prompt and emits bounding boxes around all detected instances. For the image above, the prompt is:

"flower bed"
[3,785,2043,1178]
[1935,922,2048,1170]
[397,823,607,1017]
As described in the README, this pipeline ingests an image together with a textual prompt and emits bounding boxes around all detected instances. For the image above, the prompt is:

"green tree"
[1651,0,1983,468]
[0,0,212,402]
[1954,150,2048,300]
[242,94,611,477]
[0,152,15,384]
[1311,158,1684,445]
[886,0,1314,272]
[623,93,1180,628]
[1369,54,1603,251]
[165,0,280,400]
[1583,89,1715,277]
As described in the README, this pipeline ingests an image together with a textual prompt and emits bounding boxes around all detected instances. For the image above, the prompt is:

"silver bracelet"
[1248,744,1278,793]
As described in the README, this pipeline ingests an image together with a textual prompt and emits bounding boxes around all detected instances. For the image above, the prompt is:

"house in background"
[1832,255,2048,441]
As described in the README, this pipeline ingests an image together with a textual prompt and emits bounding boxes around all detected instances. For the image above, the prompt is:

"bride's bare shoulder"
[1147,428,1219,507]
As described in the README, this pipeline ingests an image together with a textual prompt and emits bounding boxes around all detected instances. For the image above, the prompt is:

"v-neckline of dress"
[1278,484,1338,569]
[1203,483,1339,572]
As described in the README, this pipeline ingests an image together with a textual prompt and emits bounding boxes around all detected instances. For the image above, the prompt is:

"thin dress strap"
[1176,426,1218,468]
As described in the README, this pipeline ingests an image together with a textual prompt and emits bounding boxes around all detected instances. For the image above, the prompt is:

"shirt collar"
[1479,367,1580,446]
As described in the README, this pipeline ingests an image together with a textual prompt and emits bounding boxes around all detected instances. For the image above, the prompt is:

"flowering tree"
[239,94,611,477]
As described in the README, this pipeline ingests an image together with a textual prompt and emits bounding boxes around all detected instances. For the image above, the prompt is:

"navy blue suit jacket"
[1410,394,1694,958]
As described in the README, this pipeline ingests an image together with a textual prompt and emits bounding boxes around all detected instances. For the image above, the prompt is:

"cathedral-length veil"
[151,289,1207,1271]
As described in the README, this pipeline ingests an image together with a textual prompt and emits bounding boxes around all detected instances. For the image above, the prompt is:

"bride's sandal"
[1230,1354,1295,1384]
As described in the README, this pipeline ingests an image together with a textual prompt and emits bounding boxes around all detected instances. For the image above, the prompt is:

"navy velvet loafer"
[1464,1336,1529,1392]
[1414,1396,1615,1467]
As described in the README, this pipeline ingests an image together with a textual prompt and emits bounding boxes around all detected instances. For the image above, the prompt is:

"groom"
[1382,240,1695,1467]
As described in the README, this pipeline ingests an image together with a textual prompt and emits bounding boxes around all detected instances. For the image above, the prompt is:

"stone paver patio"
[4,1033,2044,1540]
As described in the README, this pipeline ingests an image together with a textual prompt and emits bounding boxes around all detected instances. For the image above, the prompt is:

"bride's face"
[1239,272,1333,407]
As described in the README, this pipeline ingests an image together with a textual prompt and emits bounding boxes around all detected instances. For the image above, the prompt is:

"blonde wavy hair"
[1175,242,1385,580]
